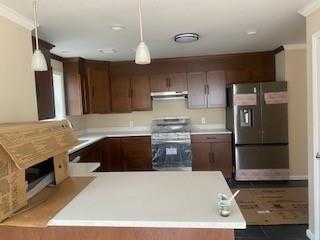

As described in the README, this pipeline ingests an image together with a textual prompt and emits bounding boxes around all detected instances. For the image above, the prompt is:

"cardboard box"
[0,120,79,222]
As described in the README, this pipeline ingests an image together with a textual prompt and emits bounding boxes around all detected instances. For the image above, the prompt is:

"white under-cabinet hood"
[151,91,188,100]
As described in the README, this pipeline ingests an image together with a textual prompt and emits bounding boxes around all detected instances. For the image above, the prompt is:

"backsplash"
[68,100,225,130]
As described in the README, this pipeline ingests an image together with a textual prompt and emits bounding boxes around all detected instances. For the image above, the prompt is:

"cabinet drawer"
[191,134,231,143]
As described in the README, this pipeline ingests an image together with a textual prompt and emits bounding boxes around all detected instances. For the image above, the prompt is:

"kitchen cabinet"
[110,75,131,112]
[86,61,111,113]
[191,134,232,178]
[226,69,251,84]
[69,140,105,171]
[105,138,124,171]
[131,75,152,111]
[32,38,55,120]
[104,136,152,171]
[151,72,187,93]
[121,137,152,171]
[187,72,207,108]
[111,74,152,112]
[64,59,111,115]
[187,71,226,109]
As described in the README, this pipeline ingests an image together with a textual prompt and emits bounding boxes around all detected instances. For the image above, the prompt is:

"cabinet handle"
[209,152,212,163]
[166,78,170,89]
[206,137,217,140]
[168,78,171,88]
[212,152,215,163]
[206,84,210,95]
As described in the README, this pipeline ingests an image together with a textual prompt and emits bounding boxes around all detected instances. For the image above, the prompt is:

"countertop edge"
[69,127,232,154]
[48,219,246,229]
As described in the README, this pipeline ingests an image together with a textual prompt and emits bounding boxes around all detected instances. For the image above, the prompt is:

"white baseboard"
[306,229,314,240]
[289,175,308,180]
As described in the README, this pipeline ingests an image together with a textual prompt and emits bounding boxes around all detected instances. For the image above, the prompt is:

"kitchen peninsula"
[0,172,246,240]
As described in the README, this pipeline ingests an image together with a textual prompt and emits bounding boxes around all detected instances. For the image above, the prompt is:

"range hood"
[151,91,188,100]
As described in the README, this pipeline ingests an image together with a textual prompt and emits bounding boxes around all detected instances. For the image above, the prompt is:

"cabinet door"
[187,72,207,108]
[35,68,55,119]
[110,75,131,112]
[131,74,152,111]
[212,142,233,178]
[151,73,169,92]
[192,142,212,171]
[105,138,124,171]
[86,62,111,113]
[169,73,187,92]
[64,60,83,115]
[121,137,152,171]
[226,69,251,84]
[207,71,226,108]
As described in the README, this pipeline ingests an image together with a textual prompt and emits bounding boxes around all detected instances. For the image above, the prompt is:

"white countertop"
[69,126,231,154]
[69,162,101,177]
[48,171,246,229]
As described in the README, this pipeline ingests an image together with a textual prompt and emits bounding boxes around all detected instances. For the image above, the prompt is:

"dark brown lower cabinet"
[191,134,232,178]
[105,137,152,172]
[121,137,152,171]
[69,140,105,171]
[105,138,124,171]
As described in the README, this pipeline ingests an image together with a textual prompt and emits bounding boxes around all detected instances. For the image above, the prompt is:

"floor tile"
[226,178,254,188]
[235,225,266,238]
[251,180,308,188]
[262,224,308,239]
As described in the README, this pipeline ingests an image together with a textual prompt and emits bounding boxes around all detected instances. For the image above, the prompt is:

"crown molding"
[298,0,320,17]
[283,44,306,50]
[0,3,34,30]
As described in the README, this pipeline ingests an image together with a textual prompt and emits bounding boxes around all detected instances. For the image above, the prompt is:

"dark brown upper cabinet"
[207,71,226,108]
[131,74,152,111]
[110,75,132,113]
[187,70,226,109]
[64,58,111,115]
[85,61,111,114]
[187,72,207,108]
[111,74,152,113]
[151,72,187,93]
[226,69,251,84]
[32,38,55,120]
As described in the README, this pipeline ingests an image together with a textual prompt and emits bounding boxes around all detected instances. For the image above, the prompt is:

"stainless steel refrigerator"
[226,82,289,181]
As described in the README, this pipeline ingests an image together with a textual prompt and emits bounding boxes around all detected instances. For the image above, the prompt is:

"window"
[52,71,66,120]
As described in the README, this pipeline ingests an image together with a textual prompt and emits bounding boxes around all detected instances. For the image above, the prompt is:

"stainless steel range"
[151,117,192,171]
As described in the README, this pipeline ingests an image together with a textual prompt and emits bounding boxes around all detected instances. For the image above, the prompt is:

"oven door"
[152,139,192,171]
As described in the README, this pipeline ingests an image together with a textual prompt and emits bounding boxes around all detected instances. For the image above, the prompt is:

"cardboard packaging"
[0,120,79,223]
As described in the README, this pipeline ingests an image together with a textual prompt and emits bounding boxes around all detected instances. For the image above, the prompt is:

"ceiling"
[0,0,311,61]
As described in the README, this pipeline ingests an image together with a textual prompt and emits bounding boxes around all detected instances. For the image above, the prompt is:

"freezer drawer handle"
[206,137,217,140]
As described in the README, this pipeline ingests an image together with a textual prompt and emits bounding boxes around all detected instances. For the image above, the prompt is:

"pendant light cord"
[138,0,144,42]
[33,1,40,50]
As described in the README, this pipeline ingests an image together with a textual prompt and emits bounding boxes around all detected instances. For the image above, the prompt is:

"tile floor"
[226,179,309,240]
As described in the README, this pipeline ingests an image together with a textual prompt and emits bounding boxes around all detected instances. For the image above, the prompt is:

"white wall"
[0,16,38,123]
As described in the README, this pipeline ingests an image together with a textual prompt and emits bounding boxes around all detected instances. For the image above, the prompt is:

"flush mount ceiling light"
[174,33,199,43]
[111,25,125,31]
[98,48,117,54]
[245,30,257,35]
[31,1,47,72]
[135,0,151,65]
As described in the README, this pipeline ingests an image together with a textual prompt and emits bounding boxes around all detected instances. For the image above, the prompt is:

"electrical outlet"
[201,117,206,124]
[129,121,134,128]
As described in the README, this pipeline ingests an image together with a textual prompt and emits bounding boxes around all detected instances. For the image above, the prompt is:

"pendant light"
[31,1,48,71]
[135,0,151,65]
